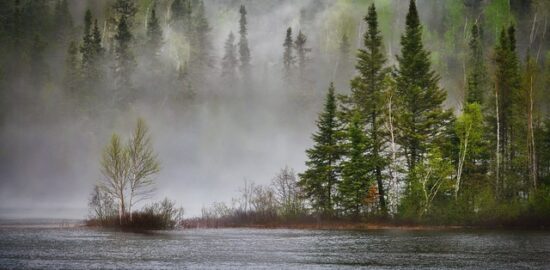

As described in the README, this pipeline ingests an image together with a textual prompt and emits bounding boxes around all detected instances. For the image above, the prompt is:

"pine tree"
[294,30,309,74]
[493,25,521,197]
[91,20,103,57]
[238,5,250,72]
[298,83,341,217]
[466,23,488,105]
[80,11,103,99]
[80,9,93,68]
[283,27,294,76]
[221,32,237,78]
[64,40,79,96]
[146,5,163,58]
[189,0,211,86]
[345,3,389,213]
[395,0,452,171]
[460,23,490,199]
[114,15,134,99]
[338,111,372,217]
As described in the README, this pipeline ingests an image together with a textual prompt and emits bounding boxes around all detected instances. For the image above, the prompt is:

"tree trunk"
[495,84,501,196]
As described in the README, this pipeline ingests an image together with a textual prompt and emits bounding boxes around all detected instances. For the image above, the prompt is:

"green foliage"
[466,23,488,105]
[483,0,514,42]
[399,148,454,220]
[395,0,452,171]
[298,83,342,217]
[338,111,372,217]
[346,3,389,213]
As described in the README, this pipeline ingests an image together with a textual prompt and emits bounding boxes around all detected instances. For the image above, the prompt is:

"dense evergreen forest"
[1,0,550,227]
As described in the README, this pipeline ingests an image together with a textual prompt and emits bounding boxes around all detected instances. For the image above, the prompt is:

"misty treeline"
[196,0,550,227]
[1,0,550,227]
[297,1,550,226]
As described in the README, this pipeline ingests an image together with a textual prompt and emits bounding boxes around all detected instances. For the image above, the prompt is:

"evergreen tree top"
[84,9,92,35]
[405,0,420,31]
[284,27,292,47]
[239,5,247,36]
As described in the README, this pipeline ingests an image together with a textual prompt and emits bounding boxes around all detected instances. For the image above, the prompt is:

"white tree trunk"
[456,126,471,199]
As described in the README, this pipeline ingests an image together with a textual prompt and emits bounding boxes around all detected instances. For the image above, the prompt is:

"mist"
[0,0,547,219]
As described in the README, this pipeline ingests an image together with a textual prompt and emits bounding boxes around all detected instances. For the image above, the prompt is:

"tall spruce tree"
[346,4,389,213]
[338,111,372,217]
[221,32,237,78]
[80,9,93,73]
[283,27,294,76]
[460,22,491,196]
[493,25,522,198]
[294,30,309,74]
[395,0,452,171]
[466,23,488,105]
[114,15,134,99]
[146,5,163,58]
[80,11,103,101]
[298,83,341,217]
[238,5,250,73]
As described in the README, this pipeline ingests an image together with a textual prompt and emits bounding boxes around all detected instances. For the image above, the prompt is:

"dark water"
[1,226,549,269]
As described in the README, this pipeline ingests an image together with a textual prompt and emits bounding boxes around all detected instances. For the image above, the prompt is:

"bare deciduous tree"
[271,166,303,217]
[127,118,160,221]
[100,134,130,223]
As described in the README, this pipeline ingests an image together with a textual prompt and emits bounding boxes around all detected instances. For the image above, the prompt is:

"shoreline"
[178,220,549,231]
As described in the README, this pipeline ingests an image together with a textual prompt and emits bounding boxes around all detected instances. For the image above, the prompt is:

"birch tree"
[454,103,483,198]
[100,134,130,223]
[127,118,160,221]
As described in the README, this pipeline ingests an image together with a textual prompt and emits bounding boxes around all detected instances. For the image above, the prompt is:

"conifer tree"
[283,27,294,76]
[294,30,309,74]
[146,5,163,57]
[338,111,372,217]
[298,83,341,217]
[80,9,93,69]
[80,11,103,99]
[466,23,488,105]
[346,4,389,212]
[238,5,250,72]
[91,20,103,56]
[114,15,134,98]
[64,40,79,96]
[395,0,452,171]
[221,32,237,78]
[493,25,521,197]
[189,0,211,86]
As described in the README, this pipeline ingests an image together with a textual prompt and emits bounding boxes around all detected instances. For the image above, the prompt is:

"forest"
[1,0,550,228]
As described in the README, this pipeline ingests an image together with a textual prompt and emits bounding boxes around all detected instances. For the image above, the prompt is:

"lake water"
[1,225,550,269]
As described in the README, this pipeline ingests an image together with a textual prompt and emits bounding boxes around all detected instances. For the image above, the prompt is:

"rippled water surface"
[1,226,550,269]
